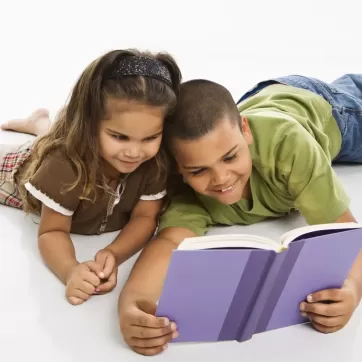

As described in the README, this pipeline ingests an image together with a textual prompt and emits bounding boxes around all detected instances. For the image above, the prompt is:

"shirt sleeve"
[277,125,350,224]
[158,190,213,236]
[24,149,83,216]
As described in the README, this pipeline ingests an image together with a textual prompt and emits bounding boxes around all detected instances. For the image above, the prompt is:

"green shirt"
[159,84,350,236]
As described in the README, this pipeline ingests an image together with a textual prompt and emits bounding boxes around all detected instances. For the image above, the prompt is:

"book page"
[280,222,362,247]
[177,234,281,251]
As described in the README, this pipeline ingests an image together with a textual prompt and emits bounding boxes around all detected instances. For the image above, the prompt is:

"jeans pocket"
[333,108,362,163]
[327,87,362,113]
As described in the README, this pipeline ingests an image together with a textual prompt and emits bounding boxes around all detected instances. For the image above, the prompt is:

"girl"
[0,49,181,305]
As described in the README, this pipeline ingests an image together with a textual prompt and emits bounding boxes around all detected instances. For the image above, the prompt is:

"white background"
[0,0,361,121]
[1,1,362,361]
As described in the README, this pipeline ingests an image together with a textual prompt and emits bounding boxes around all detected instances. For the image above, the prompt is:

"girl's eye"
[224,154,237,162]
[112,134,128,141]
[190,168,206,176]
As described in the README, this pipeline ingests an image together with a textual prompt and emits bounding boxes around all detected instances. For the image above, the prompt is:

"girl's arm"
[103,199,163,265]
[38,205,102,304]
[37,205,79,284]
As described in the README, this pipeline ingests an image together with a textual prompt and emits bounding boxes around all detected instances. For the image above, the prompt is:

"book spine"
[237,251,285,342]
[217,250,273,341]
[254,241,305,334]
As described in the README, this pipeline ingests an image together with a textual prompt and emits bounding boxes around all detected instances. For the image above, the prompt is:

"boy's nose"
[211,169,230,186]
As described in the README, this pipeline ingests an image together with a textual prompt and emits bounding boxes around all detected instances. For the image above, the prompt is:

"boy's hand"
[119,298,178,356]
[300,279,360,333]
[65,261,102,305]
[94,249,118,294]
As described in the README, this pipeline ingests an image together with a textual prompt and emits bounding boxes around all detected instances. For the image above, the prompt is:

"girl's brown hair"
[19,49,182,213]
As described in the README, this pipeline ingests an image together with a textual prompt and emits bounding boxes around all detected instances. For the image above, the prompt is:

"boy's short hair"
[164,79,240,142]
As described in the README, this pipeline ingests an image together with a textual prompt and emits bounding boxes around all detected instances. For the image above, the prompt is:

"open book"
[177,222,362,251]
[156,222,362,343]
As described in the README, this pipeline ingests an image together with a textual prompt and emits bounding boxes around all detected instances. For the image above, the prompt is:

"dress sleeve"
[24,149,84,216]
[139,161,167,201]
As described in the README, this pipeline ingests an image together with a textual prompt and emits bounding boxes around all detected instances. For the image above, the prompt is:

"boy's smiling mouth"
[211,179,239,194]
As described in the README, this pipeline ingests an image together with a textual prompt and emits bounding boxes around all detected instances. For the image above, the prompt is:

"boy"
[118,74,362,356]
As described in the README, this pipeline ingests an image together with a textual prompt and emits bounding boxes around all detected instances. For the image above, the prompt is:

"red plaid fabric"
[0,146,32,208]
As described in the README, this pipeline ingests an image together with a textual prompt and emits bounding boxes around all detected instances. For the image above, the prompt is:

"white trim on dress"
[24,182,74,216]
[140,190,167,201]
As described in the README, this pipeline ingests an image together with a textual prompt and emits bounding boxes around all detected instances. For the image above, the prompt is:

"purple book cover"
[156,249,272,342]
[255,228,362,334]
[156,228,362,343]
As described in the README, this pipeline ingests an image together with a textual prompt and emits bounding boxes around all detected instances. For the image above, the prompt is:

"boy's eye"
[190,168,206,176]
[224,153,237,162]
[144,135,159,142]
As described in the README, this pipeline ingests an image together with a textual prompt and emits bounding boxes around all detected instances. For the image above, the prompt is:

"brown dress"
[0,143,166,235]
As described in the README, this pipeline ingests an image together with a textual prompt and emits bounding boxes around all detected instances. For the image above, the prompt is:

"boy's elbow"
[157,227,198,248]
[335,209,358,223]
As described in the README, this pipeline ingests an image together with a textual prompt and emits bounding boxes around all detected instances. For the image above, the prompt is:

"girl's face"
[99,98,165,177]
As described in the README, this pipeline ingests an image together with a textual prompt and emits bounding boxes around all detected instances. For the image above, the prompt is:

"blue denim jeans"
[237,74,362,163]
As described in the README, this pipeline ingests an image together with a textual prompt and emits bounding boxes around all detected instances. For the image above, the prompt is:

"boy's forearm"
[104,216,158,266]
[119,227,197,309]
[38,231,79,284]
[119,237,178,305]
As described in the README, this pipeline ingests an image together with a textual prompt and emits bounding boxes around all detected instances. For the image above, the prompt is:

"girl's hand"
[300,279,359,333]
[65,261,102,305]
[94,249,118,294]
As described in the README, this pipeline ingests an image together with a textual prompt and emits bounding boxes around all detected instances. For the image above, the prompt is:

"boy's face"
[172,116,253,205]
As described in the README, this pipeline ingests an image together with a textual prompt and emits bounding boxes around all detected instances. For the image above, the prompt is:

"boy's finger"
[132,345,167,356]
[306,312,346,328]
[311,320,343,334]
[130,323,177,339]
[307,289,344,303]
[130,332,174,348]
[129,309,169,328]
[300,300,345,317]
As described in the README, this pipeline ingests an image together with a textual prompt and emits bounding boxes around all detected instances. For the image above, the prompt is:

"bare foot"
[0,108,51,136]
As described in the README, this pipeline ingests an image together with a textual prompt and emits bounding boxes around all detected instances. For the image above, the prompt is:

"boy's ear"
[240,115,253,145]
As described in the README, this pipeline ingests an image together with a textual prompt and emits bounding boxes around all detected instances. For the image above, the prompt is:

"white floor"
[1,130,362,362]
